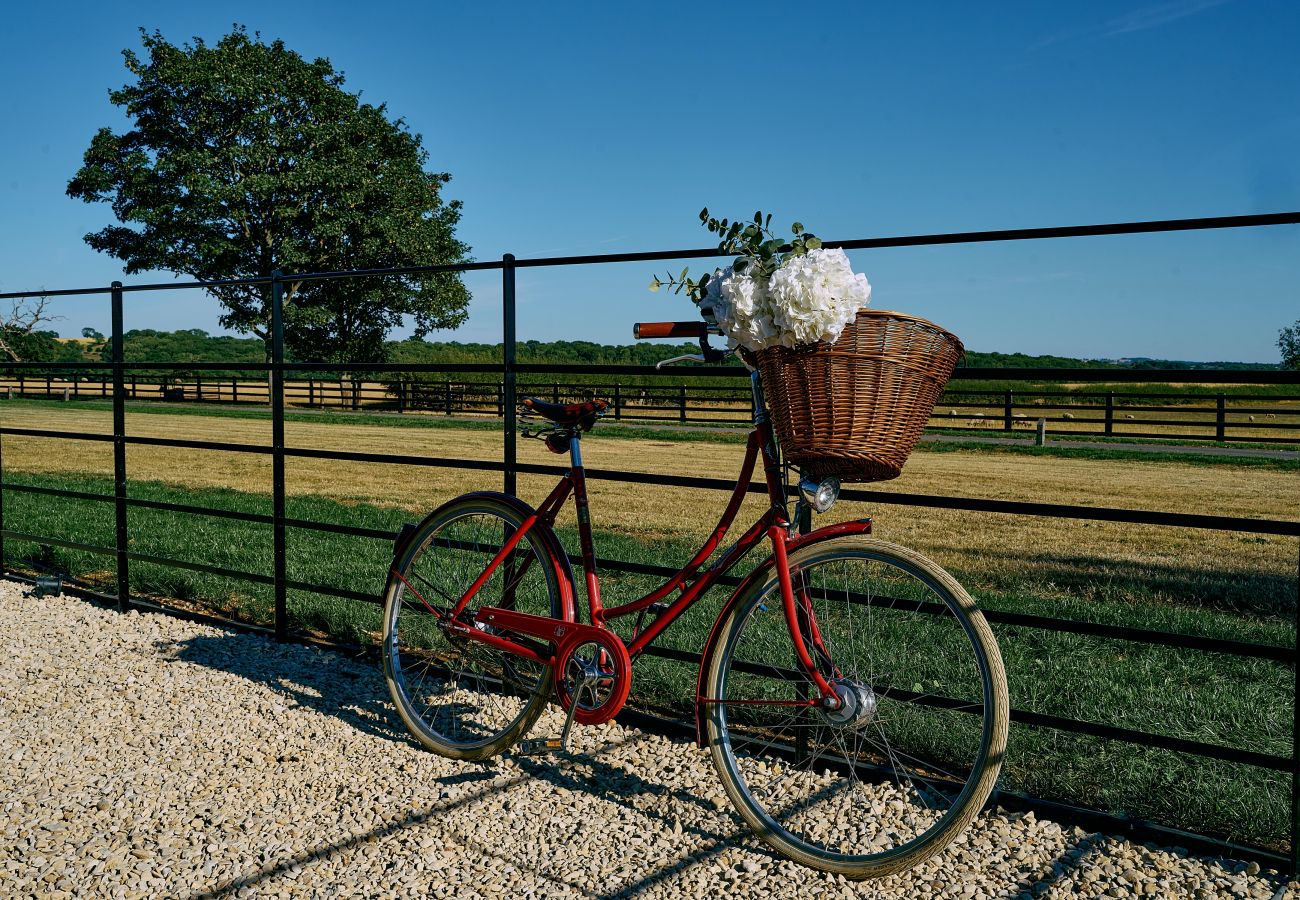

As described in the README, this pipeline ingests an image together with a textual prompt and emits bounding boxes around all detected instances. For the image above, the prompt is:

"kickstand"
[517,670,601,756]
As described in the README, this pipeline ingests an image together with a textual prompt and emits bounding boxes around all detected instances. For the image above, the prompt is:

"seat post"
[568,430,583,469]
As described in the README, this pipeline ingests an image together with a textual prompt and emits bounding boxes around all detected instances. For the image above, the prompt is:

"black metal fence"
[5,372,1299,443]
[1,211,1299,869]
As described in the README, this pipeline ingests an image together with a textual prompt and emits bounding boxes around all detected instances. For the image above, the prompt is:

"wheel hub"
[820,678,878,729]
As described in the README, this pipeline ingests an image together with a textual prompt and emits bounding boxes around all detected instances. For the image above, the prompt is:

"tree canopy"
[1280,321,1300,370]
[67,26,471,363]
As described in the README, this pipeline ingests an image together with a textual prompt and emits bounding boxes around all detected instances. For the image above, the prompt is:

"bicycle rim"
[383,498,563,760]
[704,537,1007,878]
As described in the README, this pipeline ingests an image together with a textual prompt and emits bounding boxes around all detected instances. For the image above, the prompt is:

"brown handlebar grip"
[633,321,706,339]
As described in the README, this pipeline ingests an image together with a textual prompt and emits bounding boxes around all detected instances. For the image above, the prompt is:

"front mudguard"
[692,518,873,747]
[384,491,578,622]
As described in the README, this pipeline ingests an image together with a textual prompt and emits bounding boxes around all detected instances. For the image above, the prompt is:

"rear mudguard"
[385,491,578,623]
[692,518,873,747]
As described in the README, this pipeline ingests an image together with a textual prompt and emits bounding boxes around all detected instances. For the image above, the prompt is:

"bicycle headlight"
[798,475,841,514]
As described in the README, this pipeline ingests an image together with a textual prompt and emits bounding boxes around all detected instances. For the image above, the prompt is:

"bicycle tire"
[382,494,566,761]
[702,536,1008,879]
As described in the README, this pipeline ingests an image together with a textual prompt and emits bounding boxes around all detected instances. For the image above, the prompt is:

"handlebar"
[633,321,707,340]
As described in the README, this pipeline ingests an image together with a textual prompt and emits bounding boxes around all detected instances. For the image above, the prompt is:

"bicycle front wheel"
[383,495,565,761]
[702,536,1008,879]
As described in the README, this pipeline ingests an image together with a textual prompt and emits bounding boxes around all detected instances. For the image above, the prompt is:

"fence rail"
[1,209,1299,869]
[2,373,1298,443]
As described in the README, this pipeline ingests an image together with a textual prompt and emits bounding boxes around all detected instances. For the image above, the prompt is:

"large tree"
[67,26,471,364]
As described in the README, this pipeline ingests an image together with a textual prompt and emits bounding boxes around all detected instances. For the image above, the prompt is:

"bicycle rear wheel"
[383,495,566,761]
[702,536,1008,879]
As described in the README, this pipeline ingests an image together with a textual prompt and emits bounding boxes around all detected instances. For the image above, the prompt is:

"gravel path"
[1,580,1294,899]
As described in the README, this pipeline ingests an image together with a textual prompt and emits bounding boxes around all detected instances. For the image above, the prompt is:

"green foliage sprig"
[649,208,823,304]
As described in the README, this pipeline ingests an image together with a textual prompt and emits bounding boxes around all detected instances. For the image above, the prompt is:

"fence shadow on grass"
[954,549,1298,619]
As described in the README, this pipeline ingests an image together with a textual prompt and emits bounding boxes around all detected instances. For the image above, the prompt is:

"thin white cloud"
[1105,0,1233,35]
[1031,0,1233,50]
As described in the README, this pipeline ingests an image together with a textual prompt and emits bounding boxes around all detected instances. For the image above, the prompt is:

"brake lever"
[656,353,706,370]
[698,331,727,363]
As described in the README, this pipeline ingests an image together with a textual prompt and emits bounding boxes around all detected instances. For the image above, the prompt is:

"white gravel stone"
[1,580,1296,899]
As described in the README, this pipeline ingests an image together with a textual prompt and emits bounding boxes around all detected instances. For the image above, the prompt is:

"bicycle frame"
[396,373,873,712]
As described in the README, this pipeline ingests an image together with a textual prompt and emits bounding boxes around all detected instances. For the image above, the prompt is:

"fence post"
[271,271,288,641]
[1105,392,1114,435]
[1003,390,1013,432]
[232,378,238,404]
[1216,394,1226,441]
[680,385,687,423]
[1293,538,1300,878]
[130,377,136,399]
[445,381,452,415]
[503,254,518,496]
[398,380,406,414]
[111,282,130,612]
[614,384,621,421]
[0,395,5,574]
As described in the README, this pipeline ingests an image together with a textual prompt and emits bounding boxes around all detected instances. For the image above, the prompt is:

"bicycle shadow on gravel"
[156,631,414,747]
[180,735,714,900]
[155,631,1063,899]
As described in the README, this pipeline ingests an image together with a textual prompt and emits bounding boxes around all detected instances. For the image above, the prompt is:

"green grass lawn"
[0,469,1293,851]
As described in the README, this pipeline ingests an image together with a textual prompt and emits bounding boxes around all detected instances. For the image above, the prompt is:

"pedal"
[517,738,565,755]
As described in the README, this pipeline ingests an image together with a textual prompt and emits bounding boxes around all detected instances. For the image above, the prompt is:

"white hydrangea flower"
[768,248,871,347]
[706,248,870,351]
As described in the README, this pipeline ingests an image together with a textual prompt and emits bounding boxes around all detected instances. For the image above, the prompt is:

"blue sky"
[1,1,1297,361]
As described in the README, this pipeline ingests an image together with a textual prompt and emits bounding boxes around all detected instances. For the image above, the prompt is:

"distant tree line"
[0,329,1283,380]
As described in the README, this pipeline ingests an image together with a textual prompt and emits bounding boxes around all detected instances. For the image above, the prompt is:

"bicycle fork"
[768,526,843,710]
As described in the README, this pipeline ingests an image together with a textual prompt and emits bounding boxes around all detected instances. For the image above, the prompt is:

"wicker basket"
[753,309,964,483]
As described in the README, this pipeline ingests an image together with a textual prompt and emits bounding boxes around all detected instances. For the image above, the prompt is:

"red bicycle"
[381,320,1008,879]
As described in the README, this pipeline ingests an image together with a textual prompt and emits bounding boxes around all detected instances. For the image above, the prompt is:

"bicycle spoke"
[384,502,562,760]
[706,538,1006,877]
